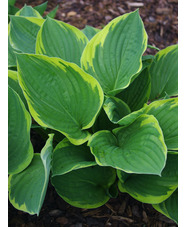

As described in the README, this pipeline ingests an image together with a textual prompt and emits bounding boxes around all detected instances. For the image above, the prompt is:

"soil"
[9,0,178,226]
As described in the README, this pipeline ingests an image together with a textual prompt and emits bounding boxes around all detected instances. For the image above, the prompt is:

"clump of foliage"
[8,3,178,224]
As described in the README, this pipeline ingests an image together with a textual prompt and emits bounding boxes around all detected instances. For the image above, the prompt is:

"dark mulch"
[9,0,178,226]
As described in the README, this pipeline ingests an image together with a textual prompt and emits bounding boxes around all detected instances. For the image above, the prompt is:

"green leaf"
[8,0,16,6]
[149,44,178,100]
[116,65,151,111]
[36,17,88,66]
[17,54,104,145]
[15,5,43,18]
[8,70,28,109]
[8,5,19,16]
[153,188,178,224]
[8,37,18,67]
[51,166,116,208]
[8,86,33,174]
[103,96,131,123]
[52,139,96,176]
[118,152,178,204]
[145,98,178,150]
[82,25,101,40]
[34,1,48,16]
[9,134,54,215]
[110,98,178,150]
[88,114,167,175]
[9,16,44,53]
[81,10,147,96]
[46,5,59,19]
[147,44,160,51]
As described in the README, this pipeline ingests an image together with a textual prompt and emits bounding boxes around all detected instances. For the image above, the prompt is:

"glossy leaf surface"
[88,114,167,175]
[36,17,88,66]
[81,10,147,95]
[17,54,104,145]
[9,135,54,215]
[8,86,33,174]
[118,152,178,204]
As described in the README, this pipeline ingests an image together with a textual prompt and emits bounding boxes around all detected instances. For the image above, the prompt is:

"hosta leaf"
[52,139,96,176]
[51,166,116,208]
[34,2,48,16]
[153,188,178,224]
[149,44,178,100]
[118,152,178,204]
[116,66,151,111]
[46,5,59,19]
[8,70,28,109]
[8,23,21,67]
[82,25,101,40]
[17,54,104,145]
[8,37,18,67]
[9,134,54,215]
[8,0,16,6]
[15,5,43,18]
[36,17,88,66]
[109,98,178,150]
[145,98,178,150]
[81,10,147,96]
[8,86,33,174]
[88,114,167,175]
[103,96,131,123]
[9,16,44,53]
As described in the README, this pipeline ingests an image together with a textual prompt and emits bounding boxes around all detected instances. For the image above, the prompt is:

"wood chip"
[118,201,127,215]
[117,7,125,14]
[67,11,77,17]
[56,217,68,224]
[126,2,144,7]
[156,8,172,15]
[168,0,178,2]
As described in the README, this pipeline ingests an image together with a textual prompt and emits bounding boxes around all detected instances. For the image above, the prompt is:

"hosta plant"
[8,4,178,224]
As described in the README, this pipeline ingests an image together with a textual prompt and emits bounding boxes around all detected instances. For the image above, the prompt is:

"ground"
[9,0,178,226]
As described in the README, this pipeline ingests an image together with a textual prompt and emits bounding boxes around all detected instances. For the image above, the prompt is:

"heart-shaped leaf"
[105,98,178,150]
[9,134,54,215]
[17,54,104,145]
[149,44,178,100]
[51,165,116,209]
[8,86,33,174]
[81,10,147,96]
[153,188,178,224]
[88,114,167,175]
[36,17,88,66]
[117,152,178,204]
